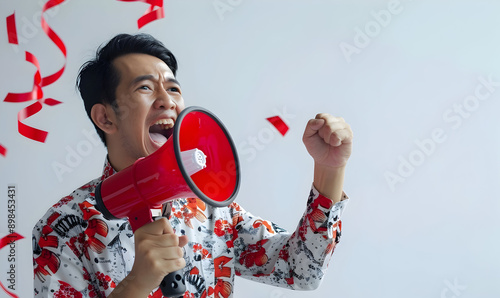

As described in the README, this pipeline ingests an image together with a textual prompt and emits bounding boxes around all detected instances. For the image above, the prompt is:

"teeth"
[153,119,174,128]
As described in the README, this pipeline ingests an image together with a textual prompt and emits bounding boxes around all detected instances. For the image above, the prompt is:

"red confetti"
[6,13,18,45]
[0,233,24,298]
[3,2,66,144]
[0,145,6,157]
[266,116,289,136]
[118,0,165,29]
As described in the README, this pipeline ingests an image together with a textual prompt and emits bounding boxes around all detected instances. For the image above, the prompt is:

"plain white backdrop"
[1,1,499,297]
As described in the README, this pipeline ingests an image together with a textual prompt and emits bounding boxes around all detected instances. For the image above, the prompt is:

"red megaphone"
[95,106,240,232]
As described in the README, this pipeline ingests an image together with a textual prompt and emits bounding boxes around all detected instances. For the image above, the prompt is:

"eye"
[138,85,152,91]
[167,87,181,93]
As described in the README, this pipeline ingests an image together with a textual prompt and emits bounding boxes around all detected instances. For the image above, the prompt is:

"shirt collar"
[100,156,117,181]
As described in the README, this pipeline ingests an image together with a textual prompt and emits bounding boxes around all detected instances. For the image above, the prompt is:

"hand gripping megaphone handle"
[157,203,185,297]
[95,184,186,297]
[130,215,186,297]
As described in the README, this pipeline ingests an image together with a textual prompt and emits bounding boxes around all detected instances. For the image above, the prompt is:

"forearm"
[236,187,347,290]
[108,274,151,298]
[313,163,346,204]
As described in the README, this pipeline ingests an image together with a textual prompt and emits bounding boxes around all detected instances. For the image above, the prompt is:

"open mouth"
[149,119,174,146]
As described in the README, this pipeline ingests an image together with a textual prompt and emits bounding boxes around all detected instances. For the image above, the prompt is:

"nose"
[154,89,176,110]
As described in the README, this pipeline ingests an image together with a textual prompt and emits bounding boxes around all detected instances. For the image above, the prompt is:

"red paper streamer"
[40,0,67,87]
[267,116,289,136]
[6,13,18,45]
[0,283,17,298]
[0,233,24,298]
[118,0,165,29]
[1,12,19,157]
[0,232,24,249]
[3,2,66,144]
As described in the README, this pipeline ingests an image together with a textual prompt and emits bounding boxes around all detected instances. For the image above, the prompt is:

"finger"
[317,120,346,139]
[315,113,344,124]
[157,247,186,274]
[162,257,186,275]
[159,246,185,261]
[145,249,186,276]
[317,119,349,144]
[337,126,353,144]
[178,235,189,247]
[329,129,353,147]
[134,235,178,257]
[151,232,188,249]
[138,217,175,236]
[303,118,325,139]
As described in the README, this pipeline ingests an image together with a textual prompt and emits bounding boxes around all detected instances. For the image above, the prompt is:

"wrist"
[313,163,346,204]
[108,273,151,298]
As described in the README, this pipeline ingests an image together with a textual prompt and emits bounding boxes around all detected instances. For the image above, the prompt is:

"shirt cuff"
[309,184,349,239]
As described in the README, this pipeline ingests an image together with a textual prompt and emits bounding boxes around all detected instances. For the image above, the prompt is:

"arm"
[234,113,352,289]
[232,188,348,290]
[33,208,96,297]
[304,113,353,203]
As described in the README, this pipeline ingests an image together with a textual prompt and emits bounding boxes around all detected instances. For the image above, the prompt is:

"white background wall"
[1,1,499,297]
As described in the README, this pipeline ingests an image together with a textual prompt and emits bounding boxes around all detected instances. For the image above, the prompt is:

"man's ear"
[91,103,117,135]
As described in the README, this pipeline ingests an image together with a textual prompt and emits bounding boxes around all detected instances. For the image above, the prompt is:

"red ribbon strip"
[0,283,17,298]
[0,233,24,298]
[6,13,18,45]
[118,0,165,29]
[1,13,18,157]
[40,0,67,87]
[266,116,290,136]
[3,2,66,144]
[0,233,24,249]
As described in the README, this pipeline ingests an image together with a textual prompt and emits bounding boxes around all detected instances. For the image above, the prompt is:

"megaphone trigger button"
[151,208,163,218]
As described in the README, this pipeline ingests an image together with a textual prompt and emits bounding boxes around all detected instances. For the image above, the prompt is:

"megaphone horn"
[95,106,241,232]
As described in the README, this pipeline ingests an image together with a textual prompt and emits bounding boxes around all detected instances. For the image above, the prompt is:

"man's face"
[109,53,185,167]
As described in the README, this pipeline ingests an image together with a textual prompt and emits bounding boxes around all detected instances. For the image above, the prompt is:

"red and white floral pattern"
[33,159,348,297]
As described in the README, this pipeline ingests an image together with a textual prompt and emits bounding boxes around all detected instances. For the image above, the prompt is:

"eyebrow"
[130,75,181,87]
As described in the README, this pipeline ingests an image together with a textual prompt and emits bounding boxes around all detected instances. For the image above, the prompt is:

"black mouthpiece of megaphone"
[94,106,240,297]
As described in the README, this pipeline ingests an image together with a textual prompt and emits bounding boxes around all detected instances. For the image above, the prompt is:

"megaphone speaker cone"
[174,107,240,206]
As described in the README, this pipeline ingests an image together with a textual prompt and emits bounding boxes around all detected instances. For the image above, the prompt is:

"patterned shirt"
[33,159,348,297]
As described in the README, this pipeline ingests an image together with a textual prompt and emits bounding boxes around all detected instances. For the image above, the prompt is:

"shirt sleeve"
[232,185,348,290]
[32,199,115,298]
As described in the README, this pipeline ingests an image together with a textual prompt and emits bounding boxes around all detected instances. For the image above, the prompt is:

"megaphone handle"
[160,270,185,297]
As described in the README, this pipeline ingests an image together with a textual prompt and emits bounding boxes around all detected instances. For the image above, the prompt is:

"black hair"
[77,33,178,146]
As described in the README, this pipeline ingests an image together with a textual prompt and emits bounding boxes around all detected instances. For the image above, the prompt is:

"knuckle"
[158,217,169,226]
[165,233,179,245]
[176,247,184,258]
[136,239,149,252]
[175,258,186,269]
[143,248,156,260]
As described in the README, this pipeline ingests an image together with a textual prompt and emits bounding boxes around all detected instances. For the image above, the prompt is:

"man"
[33,33,352,297]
